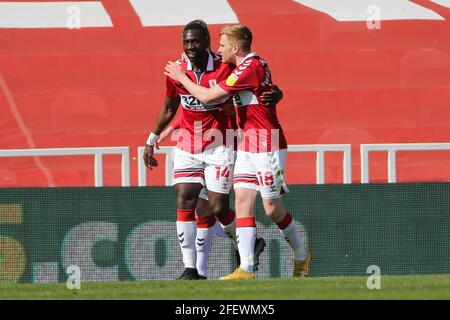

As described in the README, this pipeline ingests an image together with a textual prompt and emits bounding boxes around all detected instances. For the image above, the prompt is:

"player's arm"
[164,61,231,105]
[143,95,180,169]
[155,115,181,149]
[150,96,180,136]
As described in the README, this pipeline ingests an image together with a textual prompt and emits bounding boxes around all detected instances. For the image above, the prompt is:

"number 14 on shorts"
[215,166,230,181]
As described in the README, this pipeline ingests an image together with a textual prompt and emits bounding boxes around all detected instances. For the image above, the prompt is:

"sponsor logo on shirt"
[180,94,222,111]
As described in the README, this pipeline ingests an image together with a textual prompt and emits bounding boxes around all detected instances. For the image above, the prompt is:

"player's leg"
[206,191,236,238]
[195,188,242,276]
[262,197,310,277]
[212,218,230,238]
[220,188,258,280]
[194,188,216,279]
[175,182,203,279]
[202,146,238,245]
[220,150,259,280]
[196,189,230,239]
[172,148,205,280]
[258,150,311,278]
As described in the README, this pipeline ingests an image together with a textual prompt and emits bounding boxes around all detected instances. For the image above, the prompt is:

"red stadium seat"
[0,1,449,186]
[415,88,450,126]
[50,95,110,132]
[319,21,379,50]
[400,49,450,87]
[0,169,18,187]
[335,50,398,89]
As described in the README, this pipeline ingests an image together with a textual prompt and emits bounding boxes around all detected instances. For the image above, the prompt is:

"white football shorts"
[233,149,289,199]
[172,146,235,194]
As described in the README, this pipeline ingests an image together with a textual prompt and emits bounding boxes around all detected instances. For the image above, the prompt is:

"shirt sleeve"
[165,76,178,97]
[218,59,260,93]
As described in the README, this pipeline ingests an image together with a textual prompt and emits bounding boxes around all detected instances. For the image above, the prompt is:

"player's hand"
[164,61,185,82]
[143,145,158,169]
[261,84,283,106]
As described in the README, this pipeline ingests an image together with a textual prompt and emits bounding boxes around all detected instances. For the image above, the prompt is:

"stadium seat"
[373,18,442,49]
[400,49,450,87]
[110,93,162,131]
[281,88,417,129]
[0,169,18,187]
[49,169,90,187]
[15,167,49,187]
[50,95,111,132]
[285,155,317,184]
[318,127,375,145]
[415,88,450,125]
[335,50,398,89]
[12,95,53,134]
[1,2,449,186]
[268,52,338,90]
[319,21,379,50]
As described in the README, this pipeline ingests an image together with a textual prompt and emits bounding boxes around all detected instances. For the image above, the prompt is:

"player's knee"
[176,187,200,209]
[195,200,211,218]
[263,200,284,221]
[177,199,196,210]
[210,203,228,220]
[235,196,252,216]
[176,195,197,210]
[264,206,277,220]
[208,195,229,219]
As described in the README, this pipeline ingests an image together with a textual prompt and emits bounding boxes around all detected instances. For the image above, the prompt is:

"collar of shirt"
[186,50,215,71]
[239,52,258,66]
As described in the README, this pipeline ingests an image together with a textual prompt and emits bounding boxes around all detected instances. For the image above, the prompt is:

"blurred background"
[1,0,449,187]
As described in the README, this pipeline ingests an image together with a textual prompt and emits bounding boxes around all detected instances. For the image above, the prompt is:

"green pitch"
[1,275,450,300]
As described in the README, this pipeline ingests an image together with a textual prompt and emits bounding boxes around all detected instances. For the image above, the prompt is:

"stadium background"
[0,0,449,283]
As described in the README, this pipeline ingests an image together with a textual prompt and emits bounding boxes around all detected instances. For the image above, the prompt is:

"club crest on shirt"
[226,73,239,86]
[209,79,217,87]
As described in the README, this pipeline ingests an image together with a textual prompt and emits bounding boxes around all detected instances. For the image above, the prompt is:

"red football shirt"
[166,51,234,153]
[169,115,182,130]
[218,52,287,152]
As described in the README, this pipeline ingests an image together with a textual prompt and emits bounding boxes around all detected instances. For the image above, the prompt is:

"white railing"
[288,144,352,184]
[137,146,174,186]
[361,143,450,183]
[138,144,352,186]
[0,147,130,186]
[5,143,450,185]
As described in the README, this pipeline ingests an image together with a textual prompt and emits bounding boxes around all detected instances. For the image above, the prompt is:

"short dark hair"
[182,19,211,47]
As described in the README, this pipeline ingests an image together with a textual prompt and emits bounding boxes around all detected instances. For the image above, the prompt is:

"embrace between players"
[143,20,312,280]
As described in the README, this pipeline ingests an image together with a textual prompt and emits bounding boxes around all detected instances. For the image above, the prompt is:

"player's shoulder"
[232,55,263,75]
[246,55,267,69]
